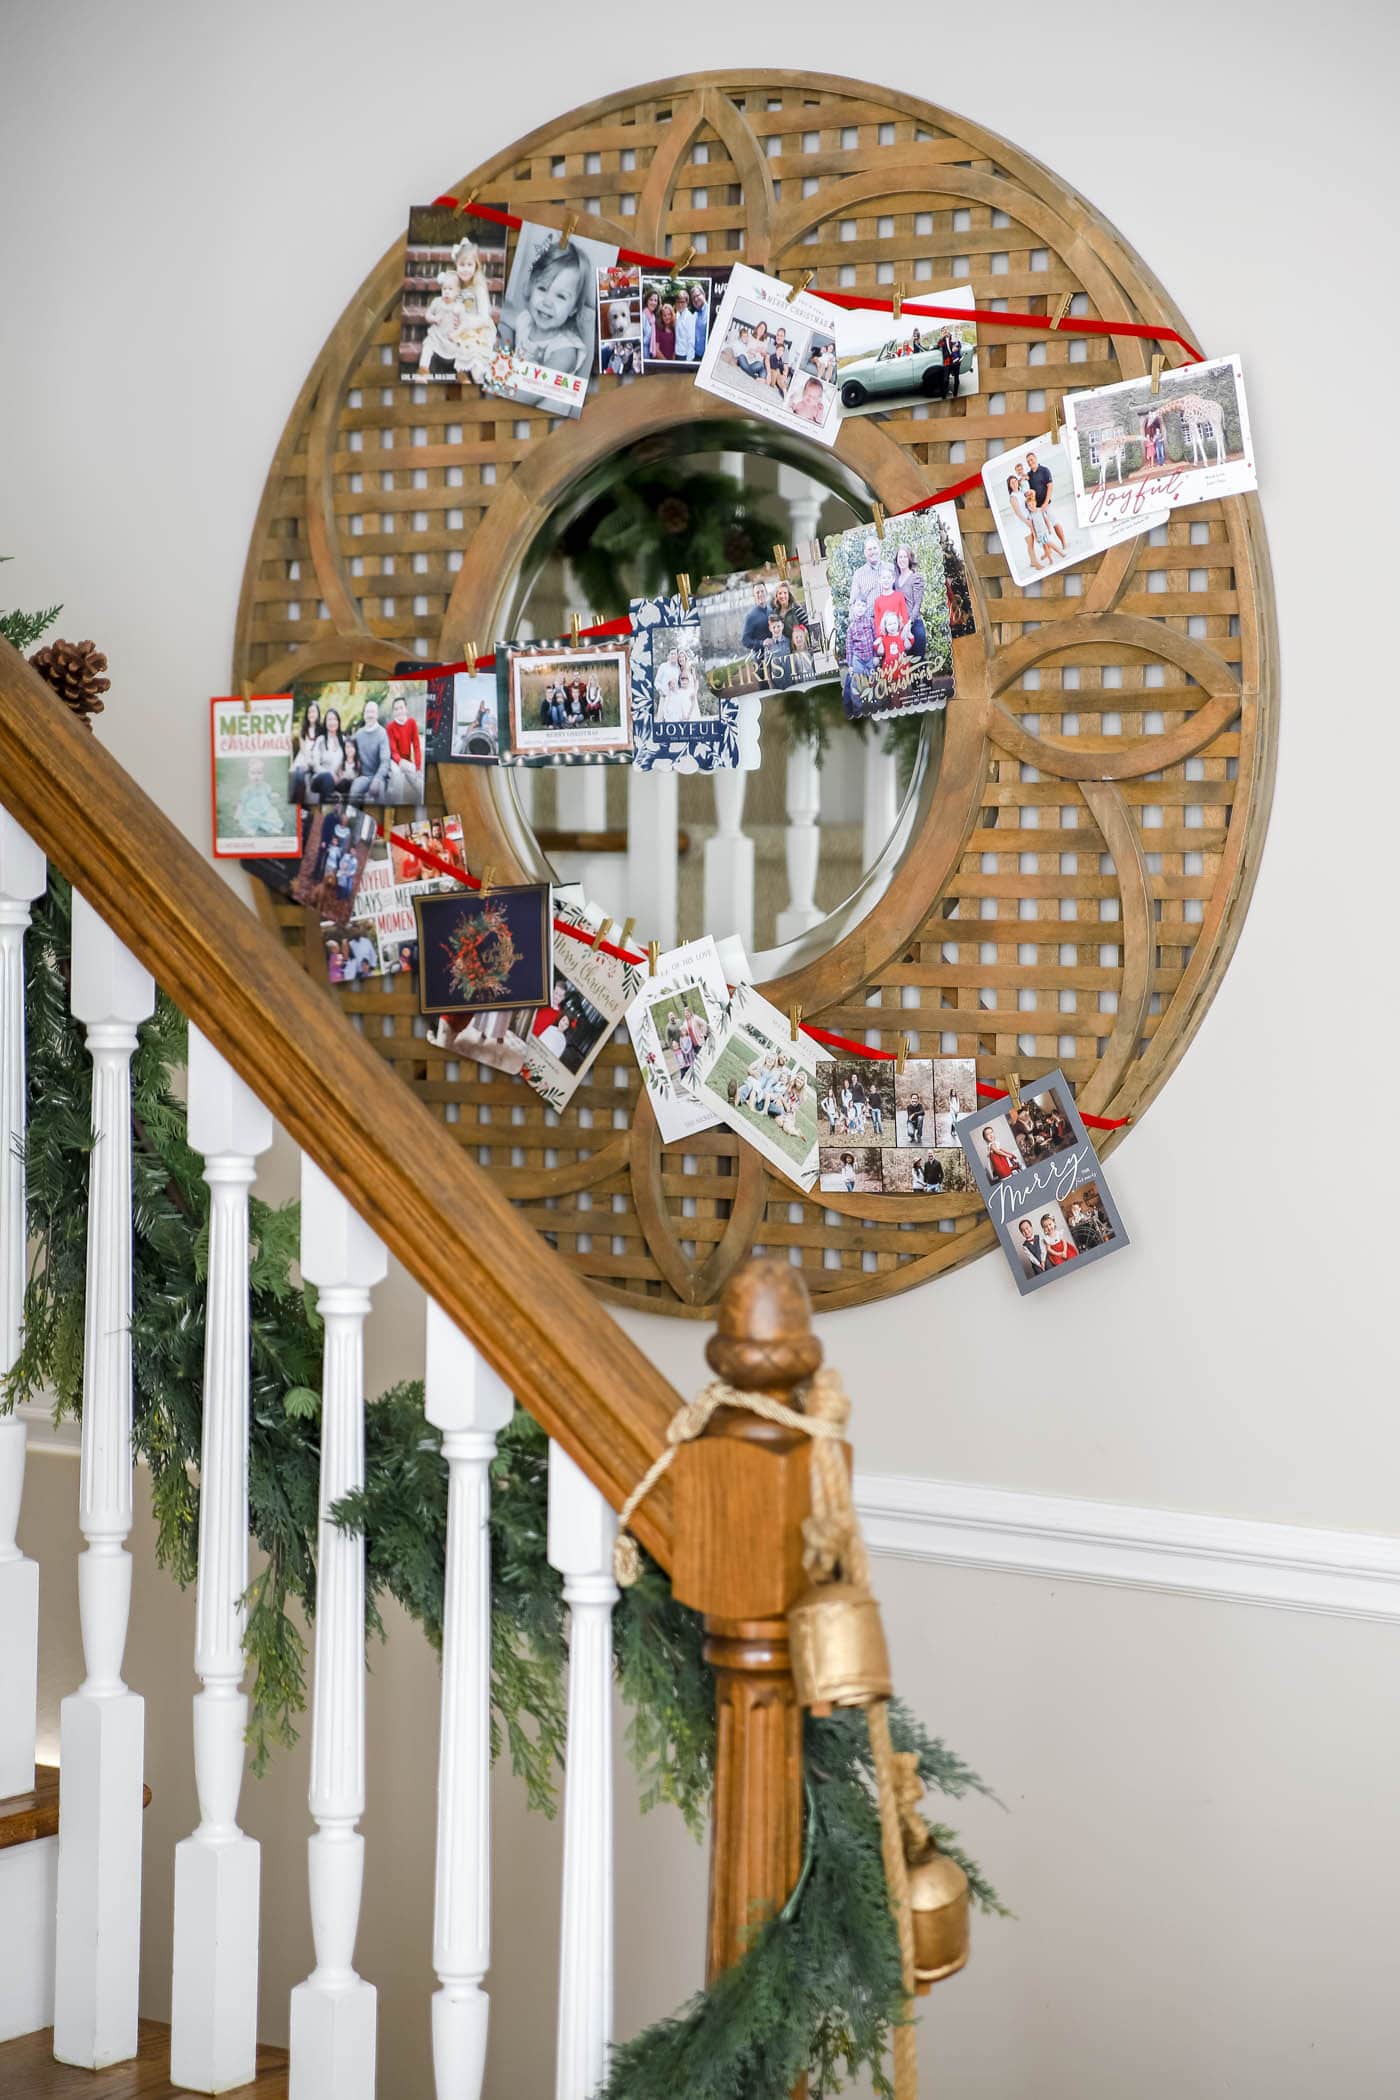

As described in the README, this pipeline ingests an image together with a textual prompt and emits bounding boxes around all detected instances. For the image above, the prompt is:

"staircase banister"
[0,639,678,1565]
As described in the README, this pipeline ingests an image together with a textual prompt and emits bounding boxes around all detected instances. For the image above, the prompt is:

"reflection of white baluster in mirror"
[626,768,677,950]
[861,736,901,905]
[775,740,823,944]
[704,770,754,960]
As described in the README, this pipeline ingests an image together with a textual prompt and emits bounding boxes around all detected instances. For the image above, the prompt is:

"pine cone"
[29,638,110,730]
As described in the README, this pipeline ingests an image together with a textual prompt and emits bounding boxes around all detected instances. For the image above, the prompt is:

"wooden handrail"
[0,641,678,1565]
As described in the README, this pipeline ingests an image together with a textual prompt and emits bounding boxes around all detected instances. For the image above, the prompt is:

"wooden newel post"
[670,1258,823,1981]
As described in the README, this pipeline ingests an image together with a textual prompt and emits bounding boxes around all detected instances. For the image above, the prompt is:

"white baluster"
[861,737,900,877]
[289,1161,386,2100]
[626,769,678,951]
[548,1444,617,2100]
[424,1302,511,2100]
[703,771,755,958]
[53,898,154,2070]
[774,742,824,943]
[170,1030,274,2093]
[0,811,45,1806]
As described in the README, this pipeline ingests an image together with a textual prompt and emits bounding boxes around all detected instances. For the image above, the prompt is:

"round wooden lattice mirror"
[236,70,1277,1318]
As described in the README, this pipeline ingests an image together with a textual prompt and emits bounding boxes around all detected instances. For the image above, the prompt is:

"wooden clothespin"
[788,1003,802,1043]
[674,244,696,276]
[896,1035,909,1074]
[1048,291,1074,332]
[559,212,578,249]
[892,282,904,322]
[241,679,253,713]
[772,543,789,578]
[787,268,816,300]
[460,188,478,215]
[385,806,397,840]
[589,916,614,951]
[465,641,478,677]
[1150,352,1165,395]
[676,573,691,613]
[647,940,660,977]
[350,660,364,690]
[619,916,636,952]
[478,864,497,895]
[1006,1070,1022,1113]
[872,502,887,541]
[569,611,582,649]
[1046,392,1061,445]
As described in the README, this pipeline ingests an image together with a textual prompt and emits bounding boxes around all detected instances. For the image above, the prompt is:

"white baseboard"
[855,1472,1400,1622]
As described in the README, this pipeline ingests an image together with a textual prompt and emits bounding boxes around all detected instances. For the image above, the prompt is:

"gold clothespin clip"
[896,1035,909,1074]
[241,679,253,714]
[457,188,478,215]
[676,573,691,613]
[478,864,496,895]
[674,244,695,276]
[465,641,478,677]
[892,281,904,322]
[772,543,789,578]
[589,916,613,951]
[350,660,364,690]
[385,806,397,839]
[872,502,887,541]
[1047,392,1061,445]
[1048,291,1074,332]
[619,916,636,952]
[787,268,815,300]
[789,1003,802,1043]
[648,940,660,977]
[569,611,582,649]
[559,212,578,249]
[1150,352,1164,395]
[1006,1070,1022,1113]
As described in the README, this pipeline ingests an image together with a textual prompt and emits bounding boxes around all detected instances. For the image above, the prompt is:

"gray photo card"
[955,1067,1128,1294]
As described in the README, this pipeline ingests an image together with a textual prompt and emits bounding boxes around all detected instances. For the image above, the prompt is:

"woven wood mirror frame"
[234,69,1277,1318]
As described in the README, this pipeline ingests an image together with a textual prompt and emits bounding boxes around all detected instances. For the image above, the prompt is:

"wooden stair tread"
[0,2022,288,2096]
[0,1763,59,1851]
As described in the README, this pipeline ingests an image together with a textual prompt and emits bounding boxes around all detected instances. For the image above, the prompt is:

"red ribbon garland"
[388,823,1129,1127]
[429,194,1202,363]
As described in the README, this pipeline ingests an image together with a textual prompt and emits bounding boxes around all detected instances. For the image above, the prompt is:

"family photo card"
[521,896,645,1112]
[398,203,509,386]
[497,642,634,765]
[694,981,827,1193]
[414,882,553,1017]
[980,430,1166,588]
[1062,355,1257,526]
[289,679,428,808]
[810,504,970,724]
[210,695,299,859]
[491,221,618,419]
[817,1054,976,1195]
[291,805,379,925]
[833,286,979,416]
[628,595,742,772]
[695,562,836,702]
[695,265,842,448]
[625,936,731,1144]
[955,1069,1128,1294]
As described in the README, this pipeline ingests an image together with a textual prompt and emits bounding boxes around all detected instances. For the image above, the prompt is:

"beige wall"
[5,0,1400,2093]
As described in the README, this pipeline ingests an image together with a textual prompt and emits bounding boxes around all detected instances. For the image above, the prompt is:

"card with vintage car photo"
[955,1067,1129,1294]
[210,695,300,859]
[694,563,836,702]
[413,883,553,1017]
[520,896,645,1112]
[497,642,634,765]
[815,505,968,723]
[489,220,618,419]
[289,678,428,807]
[695,264,841,448]
[981,430,1166,589]
[398,203,509,385]
[629,595,743,772]
[834,285,979,416]
[694,981,827,1193]
[291,804,379,925]
[625,936,731,1144]
[1063,354,1257,528]
[639,269,725,369]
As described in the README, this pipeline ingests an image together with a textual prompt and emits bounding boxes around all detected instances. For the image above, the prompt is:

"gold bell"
[788,1579,893,1715]
[908,1848,971,1991]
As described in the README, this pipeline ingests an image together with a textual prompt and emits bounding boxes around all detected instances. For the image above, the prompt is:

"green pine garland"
[1,592,1003,2097]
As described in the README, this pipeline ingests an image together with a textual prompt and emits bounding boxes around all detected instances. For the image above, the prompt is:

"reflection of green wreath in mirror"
[444,900,519,1005]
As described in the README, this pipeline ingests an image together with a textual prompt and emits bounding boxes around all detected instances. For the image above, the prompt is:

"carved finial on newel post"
[671,1257,833,1984]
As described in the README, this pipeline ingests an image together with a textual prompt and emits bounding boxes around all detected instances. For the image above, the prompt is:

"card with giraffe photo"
[1061,355,1257,529]
[954,1068,1129,1294]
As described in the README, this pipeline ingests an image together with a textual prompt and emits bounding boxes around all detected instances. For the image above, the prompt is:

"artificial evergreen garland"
[0,594,1003,2097]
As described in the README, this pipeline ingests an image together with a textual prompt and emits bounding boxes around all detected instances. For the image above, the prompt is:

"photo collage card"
[833,285,979,416]
[210,695,299,859]
[1062,355,1257,526]
[694,981,827,1193]
[695,264,842,447]
[496,642,634,765]
[694,561,837,702]
[805,503,973,724]
[398,203,509,386]
[980,430,1166,589]
[521,896,645,1112]
[955,1069,1129,1293]
[628,594,742,772]
[324,814,467,986]
[818,1055,976,1196]
[289,679,429,808]
[490,220,619,419]
[624,935,731,1143]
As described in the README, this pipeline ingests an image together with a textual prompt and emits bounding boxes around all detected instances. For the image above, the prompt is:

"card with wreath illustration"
[412,882,553,1015]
